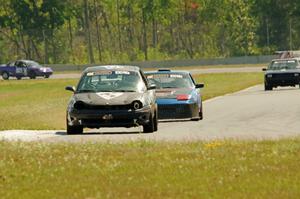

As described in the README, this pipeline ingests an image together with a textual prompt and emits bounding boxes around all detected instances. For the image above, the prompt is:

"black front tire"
[153,111,158,131]
[29,72,36,79]
[199,110,203,120]
[143,113,156,133]
[264,83,272,91]
[45,75,50,78]
[67,123,83,135]
[2,72,9,80]
[191,105,203,121]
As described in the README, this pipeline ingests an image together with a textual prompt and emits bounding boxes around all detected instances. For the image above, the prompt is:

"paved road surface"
[1,85,300,143]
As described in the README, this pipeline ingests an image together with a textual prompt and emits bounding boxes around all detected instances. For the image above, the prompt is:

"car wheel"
[16,76,22,80]
[191,105,203,121]
[45,75,50,78]
[29,72,36,79]
[2,72,9,80]
[199,106,203,120]
[153,111,158,132]
[264,83,272,91]
[143,113,155,133]
[66,123,83,135]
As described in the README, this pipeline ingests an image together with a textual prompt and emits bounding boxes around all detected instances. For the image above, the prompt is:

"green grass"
[196,72,263,100]
[0,72,263,130]
[0,139,299,199]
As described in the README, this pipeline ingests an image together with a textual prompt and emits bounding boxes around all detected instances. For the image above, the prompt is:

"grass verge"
[0,72,263,130]
[0,138,299,199]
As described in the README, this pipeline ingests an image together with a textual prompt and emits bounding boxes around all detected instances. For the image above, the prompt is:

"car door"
[15,61,28,76]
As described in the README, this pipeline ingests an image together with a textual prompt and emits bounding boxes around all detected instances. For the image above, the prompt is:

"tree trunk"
[127,4,134,46]
[83,0,95,64]
[116,0,122,53]
[93,0,103,62]
[68,19,74,63]
[152,16,157,48]
[142,9,148,60]
[43,30,49,64]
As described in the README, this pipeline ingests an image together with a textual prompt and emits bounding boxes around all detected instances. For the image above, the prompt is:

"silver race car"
[65,65,158,134]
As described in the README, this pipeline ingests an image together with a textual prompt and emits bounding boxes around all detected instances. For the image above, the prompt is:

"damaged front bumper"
[67,106,152,128]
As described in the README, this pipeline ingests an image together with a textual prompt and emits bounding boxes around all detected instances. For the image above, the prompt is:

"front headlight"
[132,100,143,110]
[294,73,299,76]
[267,74,272,78]
[73,101,86,110]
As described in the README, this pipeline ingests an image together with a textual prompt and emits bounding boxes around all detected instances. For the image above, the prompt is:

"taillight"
[176,94,190,101]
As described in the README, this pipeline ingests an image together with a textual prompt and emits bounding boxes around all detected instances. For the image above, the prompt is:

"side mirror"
[148,84,156,90]
[262,68,267,71]
[196,83,204,88]
[65,86,76,92]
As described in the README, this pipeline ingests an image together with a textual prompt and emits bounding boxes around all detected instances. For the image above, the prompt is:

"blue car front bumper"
[157,99,200,120]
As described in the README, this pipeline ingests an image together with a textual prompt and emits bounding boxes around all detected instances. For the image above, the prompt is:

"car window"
[25,61,41,68]
[145,73,194,89]
[16,61,26,67]
[77,70,146,93]
[269,60,298,70]
[7,62,15,67]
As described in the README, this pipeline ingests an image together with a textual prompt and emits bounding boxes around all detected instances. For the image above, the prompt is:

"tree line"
[0,0,299,64]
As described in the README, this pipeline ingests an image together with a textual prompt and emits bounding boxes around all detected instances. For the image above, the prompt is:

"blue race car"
[145,69,204,121]
[0,60,53,80]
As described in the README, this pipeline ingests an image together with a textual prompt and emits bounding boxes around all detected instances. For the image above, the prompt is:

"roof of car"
[145,69,190,75]
[18,60,38,63]
[84,65,140,73]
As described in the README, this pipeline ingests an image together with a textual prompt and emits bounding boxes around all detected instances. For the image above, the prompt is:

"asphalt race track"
[1,85,300,143]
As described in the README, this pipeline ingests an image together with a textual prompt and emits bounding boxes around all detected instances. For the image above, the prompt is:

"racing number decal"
[16,67,28,76]
[16,67,23,74]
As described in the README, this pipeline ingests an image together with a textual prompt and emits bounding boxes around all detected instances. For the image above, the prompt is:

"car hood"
[73,92,145,105]
[155,88,193,99]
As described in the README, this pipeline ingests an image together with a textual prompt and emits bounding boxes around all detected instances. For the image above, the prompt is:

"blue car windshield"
[146,73,194,89]
[77,70,146,93]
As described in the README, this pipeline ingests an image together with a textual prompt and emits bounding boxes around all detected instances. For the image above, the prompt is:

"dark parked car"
[65,65,158,134]
[0,60,53,80]
[145,69,204,120]
[263,58,300,90]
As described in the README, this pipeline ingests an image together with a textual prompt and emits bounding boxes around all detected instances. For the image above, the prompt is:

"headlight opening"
[132,100,143,110]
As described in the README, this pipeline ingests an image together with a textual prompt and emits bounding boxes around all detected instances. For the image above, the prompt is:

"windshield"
[145,73,194,89]
[25,61,42,68]
[269,60,298,70]
[77,70,146,93]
